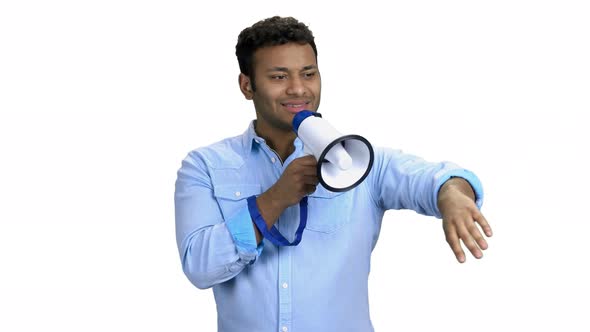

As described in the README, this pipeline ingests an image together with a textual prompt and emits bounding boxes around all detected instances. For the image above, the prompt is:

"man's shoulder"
[184,134,247,170]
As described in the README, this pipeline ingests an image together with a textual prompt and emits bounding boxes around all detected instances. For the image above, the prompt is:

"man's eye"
[271,75,287,80]
[303,72,316,78]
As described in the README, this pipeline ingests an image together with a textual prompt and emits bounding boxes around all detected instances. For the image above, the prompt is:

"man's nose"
[286,77,305,96]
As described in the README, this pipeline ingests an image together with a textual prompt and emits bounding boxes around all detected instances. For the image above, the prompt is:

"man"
[175,16,492,332]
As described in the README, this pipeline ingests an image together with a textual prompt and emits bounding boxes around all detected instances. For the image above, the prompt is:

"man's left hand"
[437,178,493,263]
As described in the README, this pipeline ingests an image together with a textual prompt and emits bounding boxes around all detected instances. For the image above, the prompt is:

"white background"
[1,0,588,331]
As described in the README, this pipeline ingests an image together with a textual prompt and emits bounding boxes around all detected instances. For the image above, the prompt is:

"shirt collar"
[242,120,263,153]
[241,120,304,156]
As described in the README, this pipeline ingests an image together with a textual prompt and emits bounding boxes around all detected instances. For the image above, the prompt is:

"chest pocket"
[305,186,353,233]
[213,184,262,221]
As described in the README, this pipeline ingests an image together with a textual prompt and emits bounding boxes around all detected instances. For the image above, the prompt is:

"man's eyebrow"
[267,67,289,72]
[266,65,317,72]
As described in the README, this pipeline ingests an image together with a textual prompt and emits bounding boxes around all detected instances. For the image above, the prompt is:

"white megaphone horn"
[293,111,374,192]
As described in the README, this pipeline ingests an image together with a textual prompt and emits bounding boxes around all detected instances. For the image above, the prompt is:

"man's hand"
[437,178,493,263]
[263,155,319,209]
[253,155,318,243]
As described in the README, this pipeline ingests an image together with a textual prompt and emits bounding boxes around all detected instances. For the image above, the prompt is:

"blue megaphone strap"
[247,196,308,246]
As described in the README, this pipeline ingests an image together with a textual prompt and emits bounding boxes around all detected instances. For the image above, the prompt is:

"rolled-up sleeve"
[224,203,263,259]
[368,147,484,218]
[174,151,262,289]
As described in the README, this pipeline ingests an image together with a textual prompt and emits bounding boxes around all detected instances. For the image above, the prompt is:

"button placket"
[278,244,292,332]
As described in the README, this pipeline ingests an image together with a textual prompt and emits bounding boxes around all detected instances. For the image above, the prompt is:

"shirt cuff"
[224,204,264,263]
[433,168,484,218]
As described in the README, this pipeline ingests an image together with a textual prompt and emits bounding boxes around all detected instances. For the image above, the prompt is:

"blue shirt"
[175,121,483,332]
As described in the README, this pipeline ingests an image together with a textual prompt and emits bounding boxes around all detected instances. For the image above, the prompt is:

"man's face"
[246,42,321,132]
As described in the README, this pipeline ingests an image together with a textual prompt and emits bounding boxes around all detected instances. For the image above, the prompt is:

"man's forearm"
[252,189,288,244]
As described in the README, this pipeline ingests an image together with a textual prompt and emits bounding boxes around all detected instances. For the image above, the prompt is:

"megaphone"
[293,110,374,192]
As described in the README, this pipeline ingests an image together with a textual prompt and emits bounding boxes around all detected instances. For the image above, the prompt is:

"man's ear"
[239,73,253,100]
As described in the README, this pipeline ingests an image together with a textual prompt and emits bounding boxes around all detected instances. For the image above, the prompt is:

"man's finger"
[444,223,466,263]
[294,155,318,166]
[474,210,493,237]
[304,184,317,195]
[303,175,319,186]
[457,221,483,259]
[466,220,488,250]
[300,165,319,177]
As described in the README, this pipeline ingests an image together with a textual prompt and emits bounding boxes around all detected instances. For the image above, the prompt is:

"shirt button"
[271,157,276,163]
[282,327,288,332]
[282,282,288,289]
[235,191,241,197]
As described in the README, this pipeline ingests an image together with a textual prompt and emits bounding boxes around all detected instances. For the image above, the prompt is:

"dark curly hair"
[236,16,318,91]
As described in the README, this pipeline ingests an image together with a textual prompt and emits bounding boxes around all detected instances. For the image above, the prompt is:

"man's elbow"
[186,271,215,290]
[181,258,223,290]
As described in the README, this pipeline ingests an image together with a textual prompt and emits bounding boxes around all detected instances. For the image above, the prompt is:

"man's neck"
[254,120,296,162]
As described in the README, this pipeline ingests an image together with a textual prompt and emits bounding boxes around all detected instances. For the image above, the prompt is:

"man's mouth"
[281,101,311,114]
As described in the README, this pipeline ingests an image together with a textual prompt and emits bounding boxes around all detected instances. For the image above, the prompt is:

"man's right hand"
[266,155,319,208]
[253,155,318,243]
